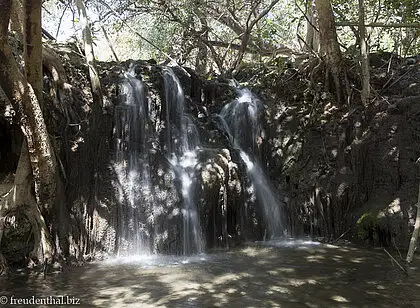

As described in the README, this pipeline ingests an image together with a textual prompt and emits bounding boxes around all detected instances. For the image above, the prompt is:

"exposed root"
[0,141,54,266]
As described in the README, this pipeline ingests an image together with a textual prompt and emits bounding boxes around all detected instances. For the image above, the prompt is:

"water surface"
[1,241,419,307]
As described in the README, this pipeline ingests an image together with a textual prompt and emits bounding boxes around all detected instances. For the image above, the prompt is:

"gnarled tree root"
[0,142,53,267]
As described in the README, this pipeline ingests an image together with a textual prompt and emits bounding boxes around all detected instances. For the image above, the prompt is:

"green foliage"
[383,0,420,22]
[331,0,420,55]
[356,212,379,241]
[41,0,420,69]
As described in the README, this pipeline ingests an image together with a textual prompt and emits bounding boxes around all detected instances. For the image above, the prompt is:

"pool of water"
[1,240,419,307]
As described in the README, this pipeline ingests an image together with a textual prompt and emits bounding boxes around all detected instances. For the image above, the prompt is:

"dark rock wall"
[66,61,260,257]
[260,70,420,246]
[2,46,420,264]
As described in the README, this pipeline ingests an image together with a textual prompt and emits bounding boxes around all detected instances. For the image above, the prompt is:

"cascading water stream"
[113,67,278,255]
[163,67,204,255]
[114,65,152,255]
[219,88,283,238]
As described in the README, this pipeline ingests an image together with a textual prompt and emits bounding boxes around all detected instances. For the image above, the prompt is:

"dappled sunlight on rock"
[306,254,326,262]
[307,279,318,285]
[287,278,308,286]
[332,255,344,262]
[350,257,366,263]
[331,295,349,303]
[267,285,291,294]
[277,267,295,273]
[268,268,295,274]
[213,273,241,285]
[241,246,265,257]
[266,300,281,307]
[226,288,237,294]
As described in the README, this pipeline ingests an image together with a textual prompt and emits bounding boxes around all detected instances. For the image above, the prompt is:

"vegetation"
[41,0,420,68]
[356,212,379,242]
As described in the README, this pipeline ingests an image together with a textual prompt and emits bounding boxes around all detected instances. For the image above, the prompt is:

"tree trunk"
[195,42,208,75]
[0,0,55,263]
[358,0,370,105]
[1,4,57,212]
[22,0,58,218]
[10,0,23,36]
[14,141,53,261]
[24,0,43,102]
[195,14,208,75]
[305,0,320,52]
[315,0,346,103]
[406,170,420,263]
[75,0,103,108]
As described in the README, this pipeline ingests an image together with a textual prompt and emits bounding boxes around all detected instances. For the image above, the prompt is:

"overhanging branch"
[204,40,297,57]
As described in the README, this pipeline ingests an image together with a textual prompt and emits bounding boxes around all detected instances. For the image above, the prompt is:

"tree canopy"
[39,0,420,76]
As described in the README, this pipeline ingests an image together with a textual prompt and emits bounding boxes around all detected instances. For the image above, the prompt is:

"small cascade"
[220,89,262,153]
[239,151,282,236]
[163,67,204,255]
[113,65,152,255]
[111,65,281,255]
[220,88,283,238]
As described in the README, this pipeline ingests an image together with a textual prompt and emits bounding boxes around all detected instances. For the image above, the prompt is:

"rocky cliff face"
[59,57,271,258]
[254,58,420,247]
[1,46,419,265]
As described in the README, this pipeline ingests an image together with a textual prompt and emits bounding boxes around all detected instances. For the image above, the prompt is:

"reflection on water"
[1,242,419,307]
[256,238,322,248]
[104,253,209,268]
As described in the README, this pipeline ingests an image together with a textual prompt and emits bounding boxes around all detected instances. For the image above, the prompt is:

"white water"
[239,151,282,236]
[221,88,283,238]
[104,253,208,268]
[163,67,204,255]
[114,64,152,255]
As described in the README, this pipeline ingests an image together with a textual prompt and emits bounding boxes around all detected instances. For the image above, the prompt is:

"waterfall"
[220,88,283,238]
[113,65,152,255]
[163,67,204,255]
[220,89,262,153]
[111,65,279,256]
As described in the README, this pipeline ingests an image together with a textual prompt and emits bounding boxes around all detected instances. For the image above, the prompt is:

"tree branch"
[55,1,69,39]
[233,0,280,70]
[97,0,190,76]
[249,0,279,30]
